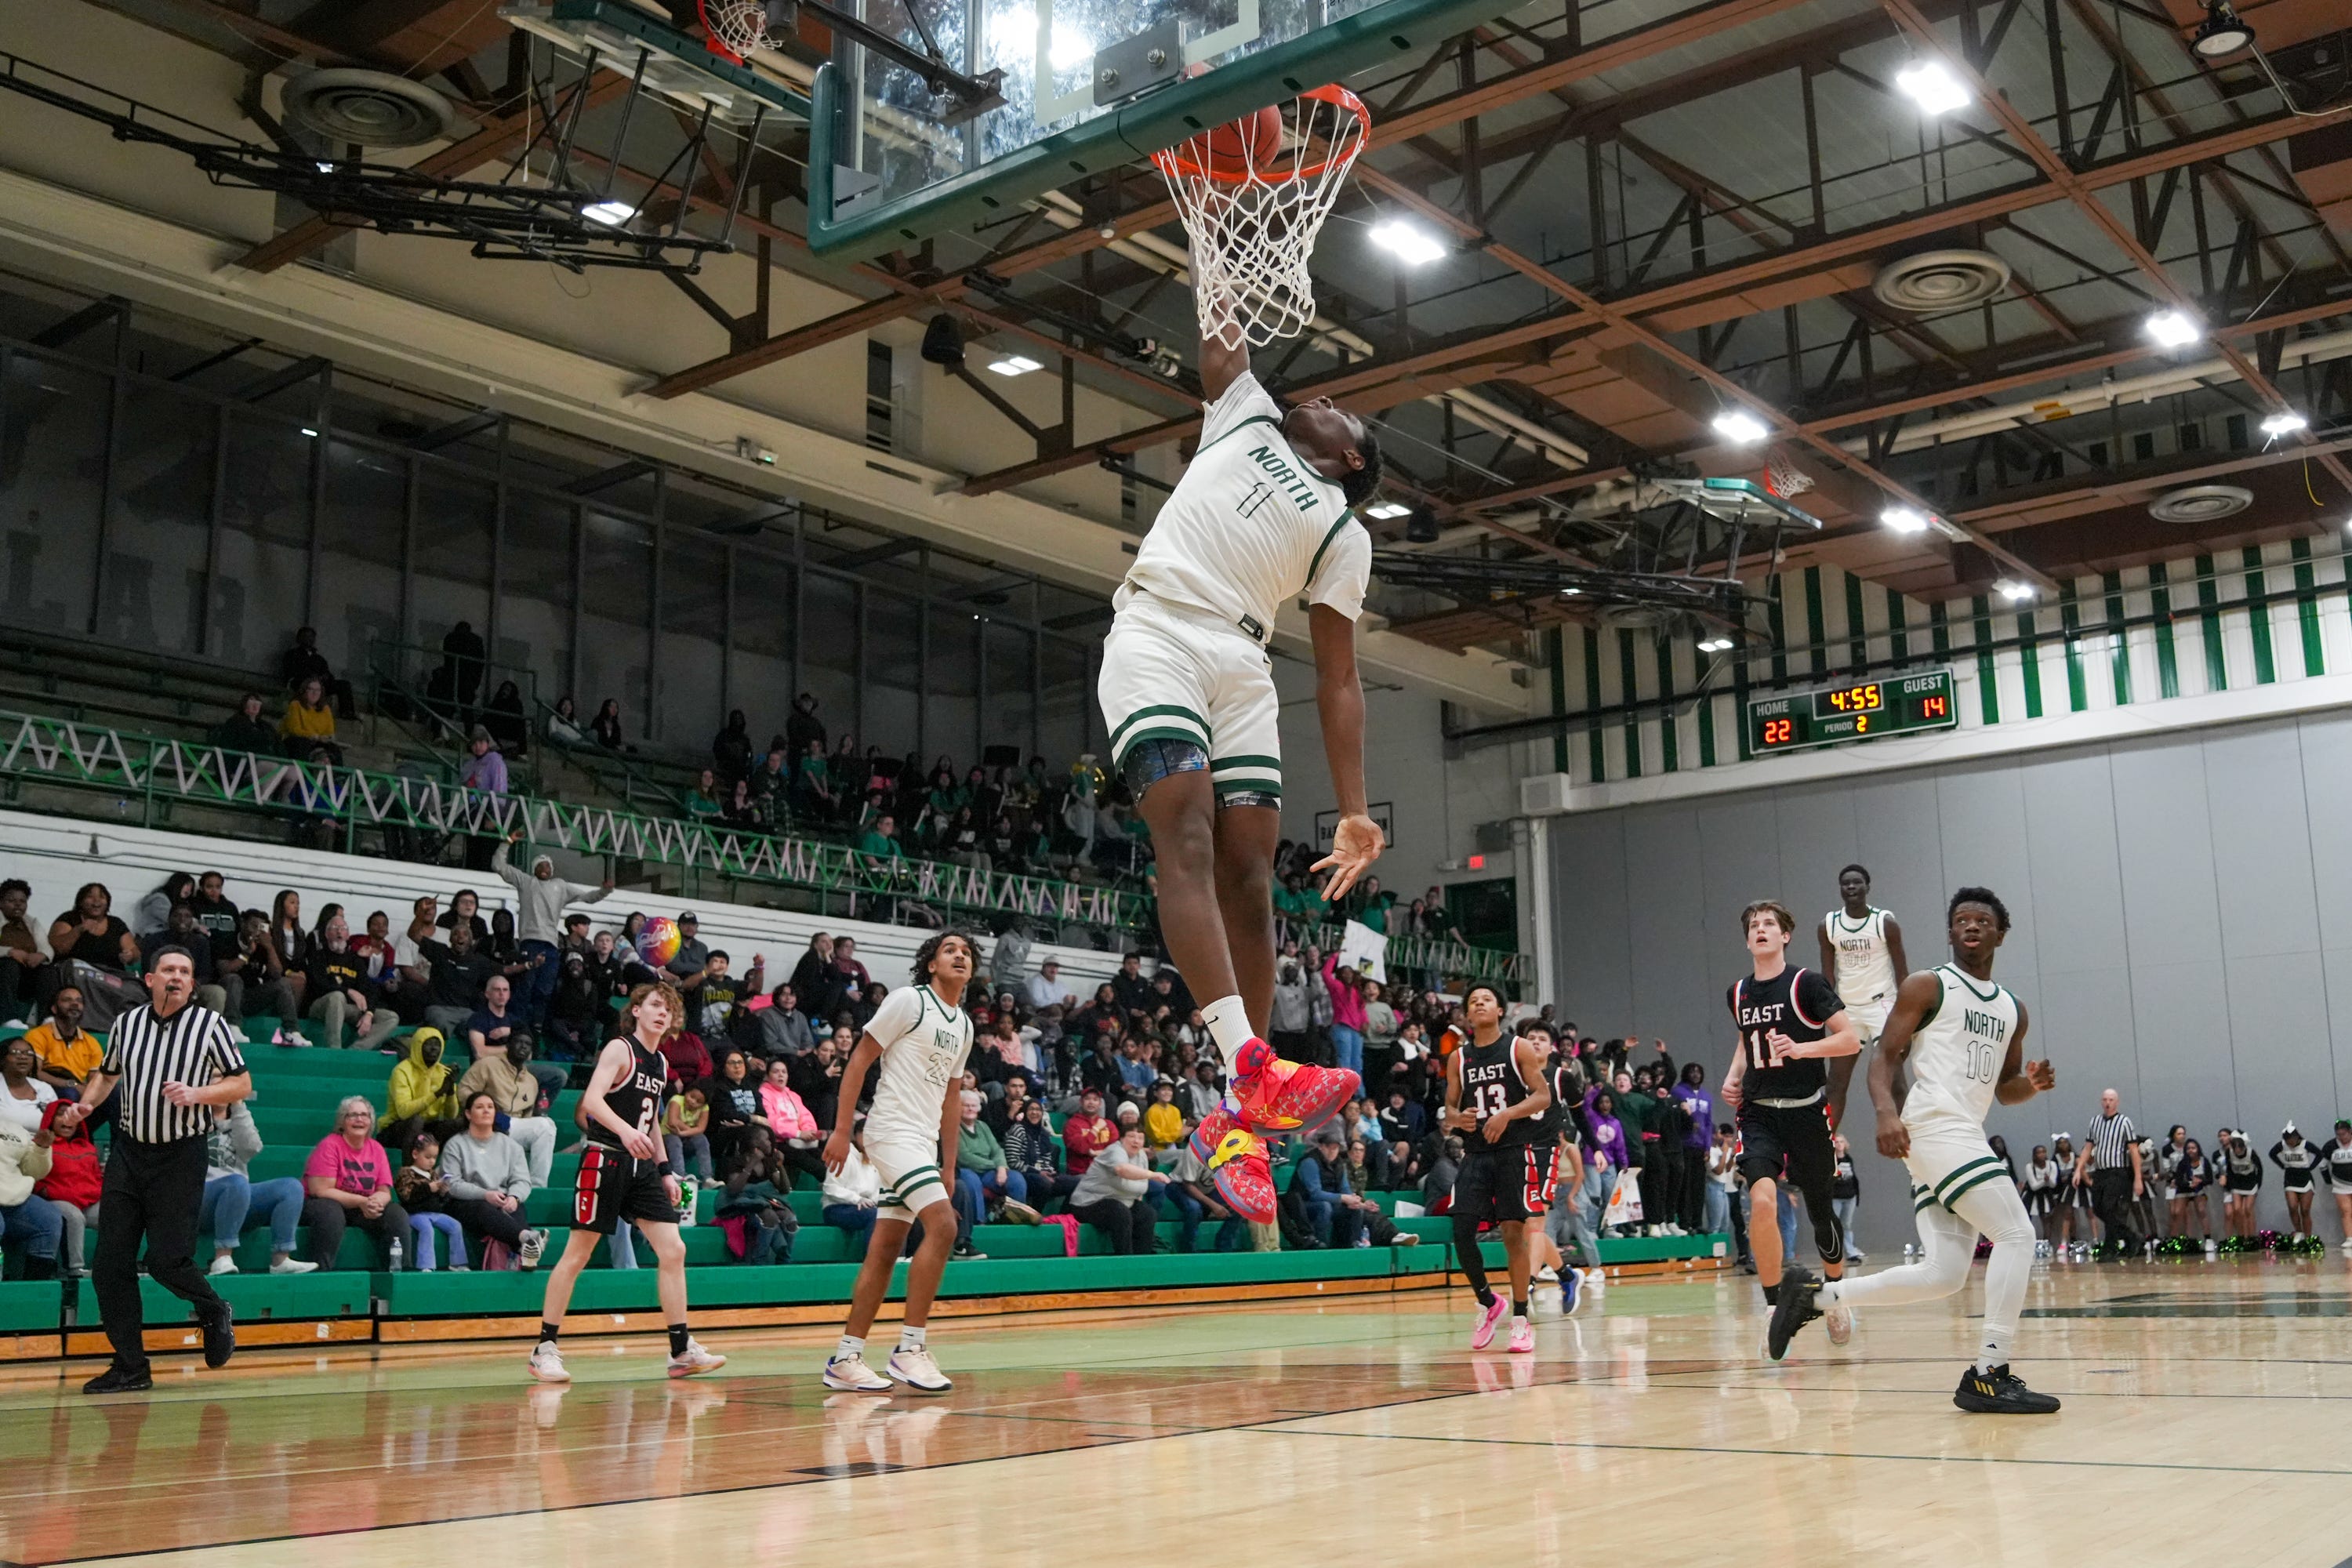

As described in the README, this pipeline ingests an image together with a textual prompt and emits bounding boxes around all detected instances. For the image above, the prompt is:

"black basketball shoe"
[1766,1264,1821,1361]
[1953,1363,2061,1414]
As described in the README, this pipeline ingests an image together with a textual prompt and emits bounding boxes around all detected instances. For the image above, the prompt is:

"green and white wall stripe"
[1548,542,2352,789]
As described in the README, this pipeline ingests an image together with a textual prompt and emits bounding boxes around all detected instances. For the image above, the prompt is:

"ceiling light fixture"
[1711,408,1770,445]
[1369,220,1446,266]
[1363,501,1412,520]
[2190,0,2256,58]
[2259,410,2308,437]
[1697,636,1734,653]
[2144,309,2201,347]
[985,354,1044,376]
[581,200,634,227]
[1995,579,2038,603]
[1894,60,1972,115]
[1881,505,1933,534]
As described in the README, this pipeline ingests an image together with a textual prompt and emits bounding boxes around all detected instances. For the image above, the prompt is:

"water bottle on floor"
[388,1237,405,1272]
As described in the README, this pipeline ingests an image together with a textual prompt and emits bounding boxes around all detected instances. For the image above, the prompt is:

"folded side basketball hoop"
[1152,85,1367,348]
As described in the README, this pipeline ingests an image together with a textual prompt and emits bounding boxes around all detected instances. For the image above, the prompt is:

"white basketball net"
[1763,445,1815,499]
[1152,86,1369,350]
[699,0,771,59]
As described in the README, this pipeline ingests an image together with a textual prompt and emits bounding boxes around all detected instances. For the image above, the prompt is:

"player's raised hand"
[2024,1059,2055,1092]
[1314,812,1385,902]
[1874,1109,1909,1160]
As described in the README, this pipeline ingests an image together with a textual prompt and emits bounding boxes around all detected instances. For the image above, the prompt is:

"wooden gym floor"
[6,1258,2351,1568]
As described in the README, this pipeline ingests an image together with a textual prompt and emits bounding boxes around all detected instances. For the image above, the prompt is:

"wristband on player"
[656,1159,675,1177]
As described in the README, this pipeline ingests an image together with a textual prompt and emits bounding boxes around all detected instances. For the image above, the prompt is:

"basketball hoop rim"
[1151,84,1371,185]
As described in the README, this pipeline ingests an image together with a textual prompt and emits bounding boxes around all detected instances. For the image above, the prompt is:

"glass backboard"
[805,0,1526,258]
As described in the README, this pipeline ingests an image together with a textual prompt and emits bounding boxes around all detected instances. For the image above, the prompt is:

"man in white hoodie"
[493,832,612,1029]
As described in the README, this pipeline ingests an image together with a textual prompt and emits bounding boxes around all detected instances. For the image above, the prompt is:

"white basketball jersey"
[1120,372,1370,636]
[1824,906,1897,1007]
[862,982,974,1147]
[1902,964,2019,1131]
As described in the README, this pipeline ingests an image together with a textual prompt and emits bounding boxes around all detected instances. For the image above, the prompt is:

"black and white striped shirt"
[2085,1110,2137,1171]
[99,1001,248,1143]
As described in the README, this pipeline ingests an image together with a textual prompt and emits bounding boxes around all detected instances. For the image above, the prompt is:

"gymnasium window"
[2132,431,2155,463]
[866,341,893,452]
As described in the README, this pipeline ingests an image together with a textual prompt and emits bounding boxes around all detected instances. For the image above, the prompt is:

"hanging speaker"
[920,314,966,368]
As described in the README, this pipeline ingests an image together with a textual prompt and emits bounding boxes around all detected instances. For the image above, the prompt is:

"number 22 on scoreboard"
[1763,718,1793,745]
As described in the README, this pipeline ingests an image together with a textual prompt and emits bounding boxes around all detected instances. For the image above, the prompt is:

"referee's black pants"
[2091,1167,2143,1255]
[96,1134,227,1374]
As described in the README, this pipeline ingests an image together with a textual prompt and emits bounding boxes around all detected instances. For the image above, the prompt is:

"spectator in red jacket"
[661,1028,714,1093]
[1061,1087,1116,1177]
[34,1099,102,1278]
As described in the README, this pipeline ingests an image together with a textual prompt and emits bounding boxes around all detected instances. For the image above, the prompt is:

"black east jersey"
[1457,1034,1540,1146]
[586,1038,666,1160]
[575,1038,677,1236]
[1726,966,1845,1102]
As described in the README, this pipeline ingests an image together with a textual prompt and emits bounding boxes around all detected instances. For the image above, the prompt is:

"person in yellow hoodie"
[382,1029,461,1151]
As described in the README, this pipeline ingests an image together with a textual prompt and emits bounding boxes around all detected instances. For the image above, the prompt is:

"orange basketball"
[1200,103,1283,175]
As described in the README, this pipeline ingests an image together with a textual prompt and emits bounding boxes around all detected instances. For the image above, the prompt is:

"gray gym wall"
[1546,706,2352,1249]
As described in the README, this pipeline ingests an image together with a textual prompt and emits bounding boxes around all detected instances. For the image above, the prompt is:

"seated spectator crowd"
[0,838,1527,1283]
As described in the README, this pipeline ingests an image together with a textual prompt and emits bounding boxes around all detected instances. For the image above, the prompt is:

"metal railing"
[0,709,1527,982]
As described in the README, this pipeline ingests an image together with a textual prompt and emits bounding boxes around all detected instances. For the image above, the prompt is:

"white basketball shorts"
[1098,592,1282,804]
[868,1134,951,1220]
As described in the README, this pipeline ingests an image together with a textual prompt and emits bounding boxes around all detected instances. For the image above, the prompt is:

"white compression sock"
[898,1324,927,1352]
[1202,995,1255,1061]
[834,1334,863,1361]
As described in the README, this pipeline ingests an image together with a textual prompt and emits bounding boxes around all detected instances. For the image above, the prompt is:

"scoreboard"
[1744,669,1958,753]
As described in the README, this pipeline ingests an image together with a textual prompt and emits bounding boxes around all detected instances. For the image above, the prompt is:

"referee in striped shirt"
[2072,1087,2146,1260]
[55,946,250,1393]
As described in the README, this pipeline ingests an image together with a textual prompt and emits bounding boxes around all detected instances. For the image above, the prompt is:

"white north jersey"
[1824,906,1898,1007]
[1120,372,1371,637]
[1902,964,2020,1131]
[862,982,974,1147]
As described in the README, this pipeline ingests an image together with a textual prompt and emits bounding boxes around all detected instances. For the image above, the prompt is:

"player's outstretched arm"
[1993,1002,2049,1105]
[1307,604,1383,901]
[1199,321,1250,402]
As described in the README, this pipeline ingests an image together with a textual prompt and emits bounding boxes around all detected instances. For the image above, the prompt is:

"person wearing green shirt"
[953,1088,1039,1230]
[1352,876,1396,935]
[682,768,723,822]
[856,814,906,872]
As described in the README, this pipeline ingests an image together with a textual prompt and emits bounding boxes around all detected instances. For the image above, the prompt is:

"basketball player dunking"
[1817,864,1906,1129]
[1724,900,1860,1360]
[1441,985,1553,1352]
[529,981,725,1383]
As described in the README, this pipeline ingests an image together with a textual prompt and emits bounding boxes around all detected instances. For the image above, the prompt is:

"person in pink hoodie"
[1323,953,1368,1083]
[757,1056,826,1185]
